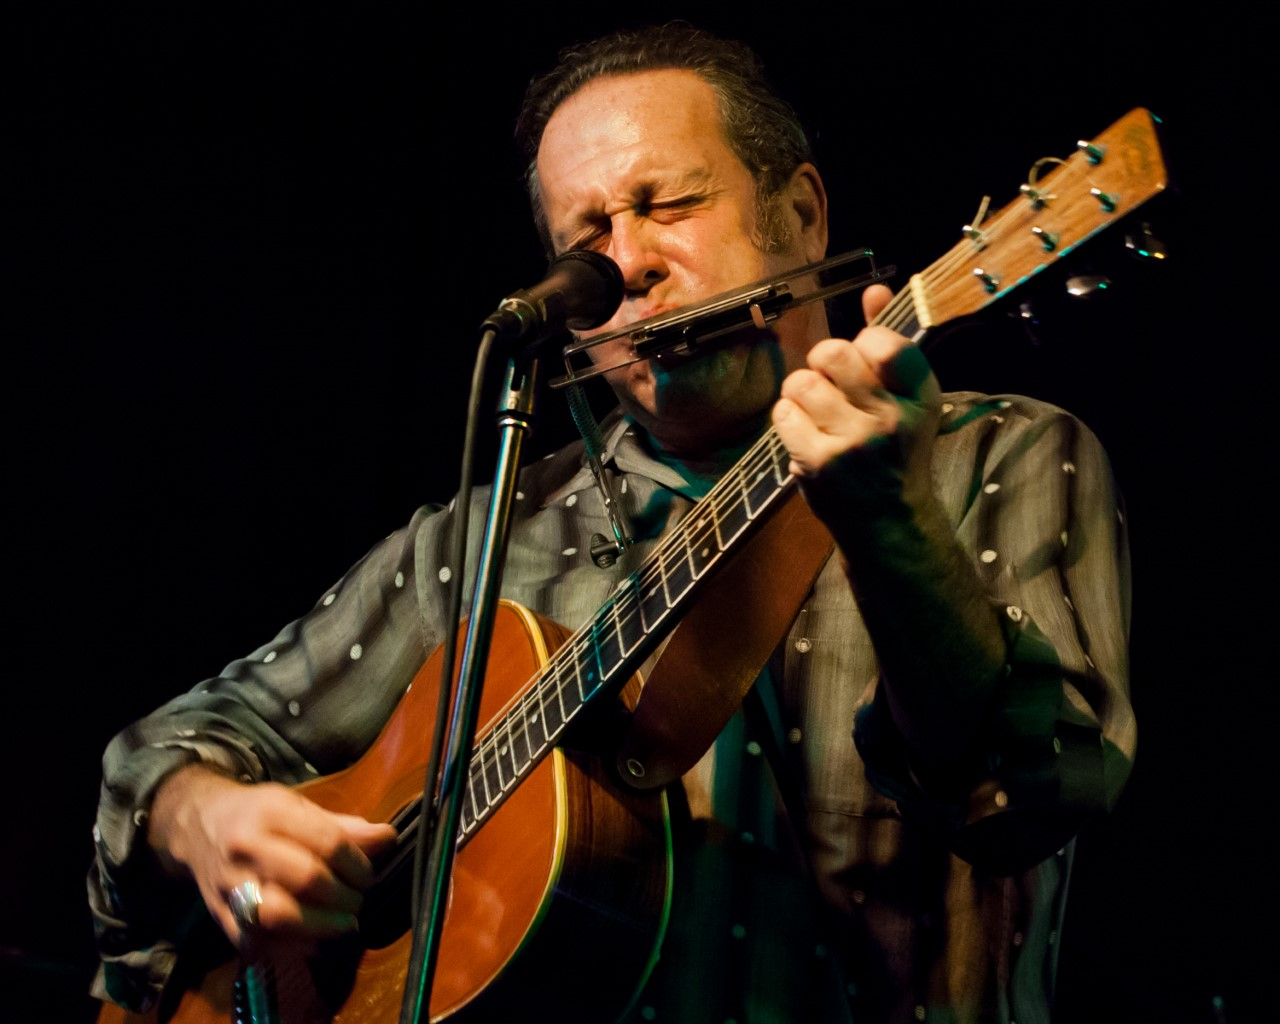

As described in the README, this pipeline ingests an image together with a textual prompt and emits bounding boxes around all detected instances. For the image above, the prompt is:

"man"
[89,23,1134,1024]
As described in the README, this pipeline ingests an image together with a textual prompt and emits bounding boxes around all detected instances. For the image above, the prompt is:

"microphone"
[481,250,624,350]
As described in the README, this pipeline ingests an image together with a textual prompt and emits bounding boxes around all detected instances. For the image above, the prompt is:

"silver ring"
[227,879,263,931]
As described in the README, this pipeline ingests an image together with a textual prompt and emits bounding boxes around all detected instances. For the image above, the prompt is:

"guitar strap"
[615,485,835,791]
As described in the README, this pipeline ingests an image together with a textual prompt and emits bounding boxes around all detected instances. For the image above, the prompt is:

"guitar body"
[98,600,672,1024]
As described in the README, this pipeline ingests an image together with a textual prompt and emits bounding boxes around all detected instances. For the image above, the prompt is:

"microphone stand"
[398,343,539,1024]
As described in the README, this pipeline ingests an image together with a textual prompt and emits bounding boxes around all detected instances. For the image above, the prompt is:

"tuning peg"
[1076,140,1106,164]
[1124,221,1168,261]
[1065,274,1113,298]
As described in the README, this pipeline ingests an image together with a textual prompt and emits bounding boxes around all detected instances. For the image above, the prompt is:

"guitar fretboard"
[457,428,797,841]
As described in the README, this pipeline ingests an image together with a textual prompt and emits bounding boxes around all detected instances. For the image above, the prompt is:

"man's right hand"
[148,764,398,952]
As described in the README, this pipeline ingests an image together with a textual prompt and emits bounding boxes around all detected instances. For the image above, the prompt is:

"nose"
[608,219,667,296]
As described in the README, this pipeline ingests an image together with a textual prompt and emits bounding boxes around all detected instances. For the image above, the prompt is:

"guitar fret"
[552,661,573,736]
[574,635,600,701]
[594,595,638,682]
[490,728,508,792]
[528,674,551,750]
[744,458,782,517]
[615,585,647,658]
[686,509,720,579]
[512,689,537,769]
[500,718,520,783]
[639,548,671,633]
[479,745,498,808]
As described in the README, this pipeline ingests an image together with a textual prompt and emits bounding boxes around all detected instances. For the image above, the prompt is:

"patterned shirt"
[89,391,1134,1024]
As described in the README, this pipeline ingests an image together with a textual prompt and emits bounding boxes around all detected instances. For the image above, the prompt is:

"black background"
[8,4,1269,1022]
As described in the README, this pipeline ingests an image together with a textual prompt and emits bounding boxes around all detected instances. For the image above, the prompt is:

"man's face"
[536,69,826,459]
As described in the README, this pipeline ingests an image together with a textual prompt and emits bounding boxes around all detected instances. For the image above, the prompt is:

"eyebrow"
[553,166,721,248]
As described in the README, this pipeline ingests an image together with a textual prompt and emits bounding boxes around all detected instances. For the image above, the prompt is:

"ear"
[784,162,828,262]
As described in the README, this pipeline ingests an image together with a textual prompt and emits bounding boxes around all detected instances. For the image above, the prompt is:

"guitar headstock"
[912,107,1168,330]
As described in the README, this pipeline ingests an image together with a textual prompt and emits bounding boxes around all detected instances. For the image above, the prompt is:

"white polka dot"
[1062,461,1076,474]
[304,762,318,774]
[394,571,404,588]
[997,400,1011,408]
[288,700,301,717]
[563,547,578,556]
[941,402,954,413]
[92,824,101,843]
[794,638,812,653]
[438,567,452,583]
[984,482,1000,494]
[323,593,336,606]
[133,809,147,827]
[993,414,1005,423]
[516,491,525,500]
[1061,531,1069,546]
[349,644,363,660]
[980,549,998,563]
[787,727,803,744]
[1006,605,1023,622]
[177,728,196,738]
[621,479,628,494]
[565,493,578,506]
[263,651,277,663]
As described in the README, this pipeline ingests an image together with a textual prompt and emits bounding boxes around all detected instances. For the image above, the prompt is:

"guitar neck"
[458,427,798,840]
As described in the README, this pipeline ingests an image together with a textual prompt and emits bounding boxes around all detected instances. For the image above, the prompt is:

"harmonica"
[548,248,895,389]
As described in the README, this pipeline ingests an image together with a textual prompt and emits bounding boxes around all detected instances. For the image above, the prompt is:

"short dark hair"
[515,22,813,252]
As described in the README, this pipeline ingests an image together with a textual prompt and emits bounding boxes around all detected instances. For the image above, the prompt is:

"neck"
[642,412,771,496]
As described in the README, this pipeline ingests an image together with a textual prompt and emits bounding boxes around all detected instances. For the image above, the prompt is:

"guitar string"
[465,144,1114,826]
[462,428,792,829]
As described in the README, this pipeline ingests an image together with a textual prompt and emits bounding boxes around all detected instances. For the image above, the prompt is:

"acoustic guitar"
[97,106,1168,1024]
